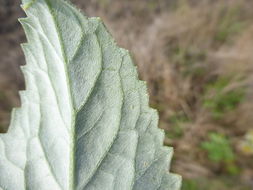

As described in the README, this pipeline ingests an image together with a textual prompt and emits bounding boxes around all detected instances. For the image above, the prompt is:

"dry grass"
[1,0,253,189]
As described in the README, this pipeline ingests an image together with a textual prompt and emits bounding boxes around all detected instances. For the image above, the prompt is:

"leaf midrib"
[43,0,76,189]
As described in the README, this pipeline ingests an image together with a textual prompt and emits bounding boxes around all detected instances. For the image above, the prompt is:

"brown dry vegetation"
[0,0,253,189]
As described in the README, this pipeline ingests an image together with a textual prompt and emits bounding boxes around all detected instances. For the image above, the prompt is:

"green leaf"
[0,0,181,189]
[201,133,235,163]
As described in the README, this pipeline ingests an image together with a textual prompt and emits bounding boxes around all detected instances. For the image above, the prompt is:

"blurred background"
[0,0,253,189]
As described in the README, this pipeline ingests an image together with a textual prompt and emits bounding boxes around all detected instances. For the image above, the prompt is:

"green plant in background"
[170,45,207,78]
[215,4,247,43]
[0,91,5,101]
[203,76,245,120]
[182,179,198,190]
[201,132,239,175]
[182,178,251,190]
[202,133,235,162]
[166,112,190,139]
[147,0,159,11]
[97,0,110,9]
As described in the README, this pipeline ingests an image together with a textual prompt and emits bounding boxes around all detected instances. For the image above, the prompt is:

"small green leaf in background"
[201,132,239,175]
[203,76,245,120]
[201,133,235,162]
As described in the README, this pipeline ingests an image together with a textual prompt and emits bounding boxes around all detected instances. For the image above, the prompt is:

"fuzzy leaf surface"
[0,0,181,189]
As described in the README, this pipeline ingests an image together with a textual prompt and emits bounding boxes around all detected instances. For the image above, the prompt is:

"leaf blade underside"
[0,0,182,190]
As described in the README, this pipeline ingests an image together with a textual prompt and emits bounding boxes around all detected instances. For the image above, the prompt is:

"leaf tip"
[21,0,35,11]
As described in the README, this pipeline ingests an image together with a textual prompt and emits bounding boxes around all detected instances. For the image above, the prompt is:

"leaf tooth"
[133,149,170,190]
[19,18,38,46]
[160,146,174,170]
[158,173,182,190]
[21,0,35,11]
[18,17,32,27]
[138,81,150,109]
[20,44,32,65]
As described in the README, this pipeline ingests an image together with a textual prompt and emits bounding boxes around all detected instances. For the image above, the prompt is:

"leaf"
[0,0,181,189]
